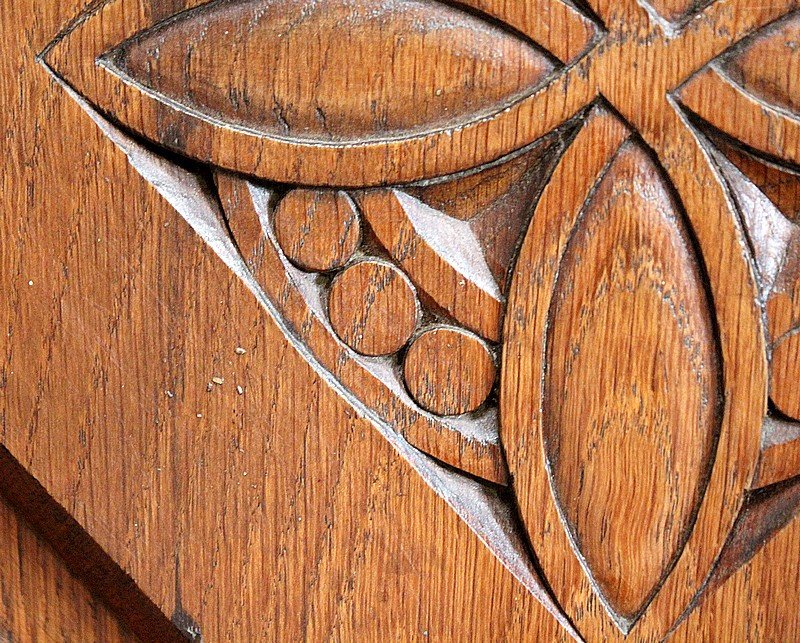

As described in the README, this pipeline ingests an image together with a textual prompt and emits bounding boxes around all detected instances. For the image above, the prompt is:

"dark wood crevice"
[0,444,191,643]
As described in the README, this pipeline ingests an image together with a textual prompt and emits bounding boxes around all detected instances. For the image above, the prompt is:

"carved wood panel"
[4,0,800,640]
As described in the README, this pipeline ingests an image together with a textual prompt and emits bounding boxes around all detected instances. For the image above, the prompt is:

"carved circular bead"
[274,189,361,272]
[404,326,495,416]
[328,260,419,356]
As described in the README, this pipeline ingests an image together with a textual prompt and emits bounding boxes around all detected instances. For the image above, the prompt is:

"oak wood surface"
[0,491,137,643]
[3,0,800,640]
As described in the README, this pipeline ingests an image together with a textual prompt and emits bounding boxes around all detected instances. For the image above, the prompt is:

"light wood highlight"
[356,189,504,341]
[641,0,712,26]
[755,417,800,488]
[405,130,570,293]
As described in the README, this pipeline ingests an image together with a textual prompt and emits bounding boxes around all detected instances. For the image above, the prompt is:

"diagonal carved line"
[669,473,800,634]
[0,444,191,643]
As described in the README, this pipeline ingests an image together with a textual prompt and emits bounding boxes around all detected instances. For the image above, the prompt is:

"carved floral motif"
[42,0,800,639]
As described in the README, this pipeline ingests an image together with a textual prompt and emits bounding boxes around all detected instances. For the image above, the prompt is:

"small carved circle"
[274,189,361,272]
[404,326,495,416]
[328,260,419,356]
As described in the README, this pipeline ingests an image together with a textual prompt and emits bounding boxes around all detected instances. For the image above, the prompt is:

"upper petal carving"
[721,11,800,117]
[543,139,721,628]
[41,0,592,184]
[101,0,556,143]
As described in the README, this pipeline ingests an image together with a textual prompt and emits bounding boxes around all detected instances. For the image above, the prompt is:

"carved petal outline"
[40,0,598,186]
[501,105,762,639]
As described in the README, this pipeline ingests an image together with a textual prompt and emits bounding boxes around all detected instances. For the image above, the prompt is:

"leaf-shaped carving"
[543,140,721,626]
[40,0,585,184]
[721,12,800,117]
[101,0,556,143]
[500,108,751,639]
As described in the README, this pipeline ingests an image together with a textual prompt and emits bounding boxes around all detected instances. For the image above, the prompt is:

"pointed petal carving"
[679,66,800,168]
[544,139,721,628]
[502,105,761,640]
[102,0,556,143]
[454,0,599,64]
[721,11,800,117]
[40,0,593,184]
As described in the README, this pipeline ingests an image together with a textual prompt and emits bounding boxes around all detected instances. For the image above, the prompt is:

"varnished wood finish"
[104,0,556,142]
[542,139,721,626]
[328,260,420,356]
[772,333,800,419]
[722,12,800,116]
[403,326,496,416]
[356,189,504,342]
[5,0,800,640]
[0,491,137,643]
[273,190,361,273]
[215,171,508,484]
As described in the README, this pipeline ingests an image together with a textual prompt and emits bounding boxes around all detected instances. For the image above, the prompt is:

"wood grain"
[772,333,800,419]
[104,0,555,142]
[542,139,721,626]
[405,129,571,293]
[403,326,496,416]
[503,89,764,639]
[0,481,137,643]
[216,171,508,484]
[328,260,420,356]
[356,189,504,342]
[641,0,713,25]
[5,0,800,640]
[273,190,361,273]
[755,417,800,489]
[722,12,800,117]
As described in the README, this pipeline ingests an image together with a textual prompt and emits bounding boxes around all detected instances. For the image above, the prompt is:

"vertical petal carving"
[542,140,722,626]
